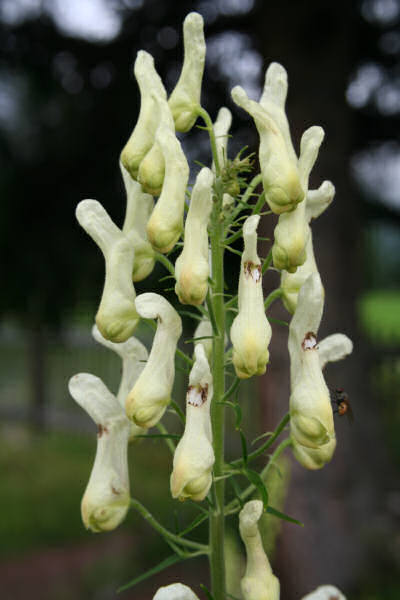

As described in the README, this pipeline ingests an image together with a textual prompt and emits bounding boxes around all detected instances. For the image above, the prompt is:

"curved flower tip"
[175,167,213,305]
[230,215,272,378]
[239,500,280,600]
[301,585,346,600]
[146,124,189,253]
[68,373,131,532]
[120,50,166,179]
[126,293,182,428]
[170,344,214,501]
[76,199,139,342]
[153,583,200,600]
[168,12,206,133]
[213,106,232,173]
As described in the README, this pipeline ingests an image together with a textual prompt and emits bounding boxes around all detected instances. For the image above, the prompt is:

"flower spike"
[121,51,167,180]
[120,163,155,282]
[230,215,272,378]
[175,167,214,305]
[239,500,280,600]
[170,344,214,502]
[146,124,190,253]
[68,373,131,532]
[168,12,206,133]
[126,293,182,428]
[76,199,139,342]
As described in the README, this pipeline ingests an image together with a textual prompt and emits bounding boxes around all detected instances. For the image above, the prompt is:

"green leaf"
[251,431,274,445]
[179,310,204,322]
[217,400,242,429]
[244,468,269,509]
[178,513,209,537]
[269,317,289,327]
[229,477,244,509]
[170,400,186,424]
[134,433,181,440]
[266,505,303,526]
[117,554,183,592]
[200,583,215,600]
[239,430,248,466]
[184,335,214,344]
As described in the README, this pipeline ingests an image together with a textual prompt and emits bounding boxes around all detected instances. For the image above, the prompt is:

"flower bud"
[289,274,352,469]
[91,324,148,441]
[137,92,175,196]
[272,126,325,273]
[153,583,200,600]
[232,63,303,214]
[68,373,131,532]
[302,585,346,600]
[76,199,139,342]
[230,215,272,378]
[126,293,182,428]
[193,317,213,361]
[120,162,155,282]
[170,344,214,502]
[168,12,206,133]
[146,124,190,253]
[175,167,213,305]
[213,106,232,173]
[239,500,280,600]
[280,181,335,312]
[121,51,167,179]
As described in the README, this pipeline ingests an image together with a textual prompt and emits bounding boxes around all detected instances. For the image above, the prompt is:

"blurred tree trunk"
[253,1,395,597]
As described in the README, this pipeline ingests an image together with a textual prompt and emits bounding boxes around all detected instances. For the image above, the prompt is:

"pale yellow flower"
[301,585,346,599]
[153,583,200,600]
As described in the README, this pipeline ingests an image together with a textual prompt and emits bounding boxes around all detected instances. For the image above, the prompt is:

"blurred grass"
[358,289,400,345]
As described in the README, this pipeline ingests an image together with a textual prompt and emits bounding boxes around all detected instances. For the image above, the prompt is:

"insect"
[331,388,354,423]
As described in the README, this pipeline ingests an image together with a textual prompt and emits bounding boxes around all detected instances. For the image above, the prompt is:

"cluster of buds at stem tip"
[230,214,272,378]
[232,63,303,214]
[68,373,131,533]
[76,199,139,343]
[239,500,280,600]
[153,583,200,600]
[126,293,182,429]
[281,180,335,313]
[170,344,214,501]
[174,167,213,305]
[289,273,353,469]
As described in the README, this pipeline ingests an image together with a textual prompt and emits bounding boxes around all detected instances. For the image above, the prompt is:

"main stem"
[209,203,226,599]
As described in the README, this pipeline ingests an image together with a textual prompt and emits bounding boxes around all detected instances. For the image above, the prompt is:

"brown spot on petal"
[302,331,317,350]
[97,424,109,438]
[111,486,120,496]
[244,261,262,282]
[187,384,208,407]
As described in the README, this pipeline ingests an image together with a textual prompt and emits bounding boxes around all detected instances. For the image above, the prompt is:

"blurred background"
[0,0,399,598]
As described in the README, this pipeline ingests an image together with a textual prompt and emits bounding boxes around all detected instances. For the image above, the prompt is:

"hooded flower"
[272,126,325,273]
[231,63,303,214]
[281,180,335,312]
[76,199,139,342]
[138,91,176,196]
[120,51,167,180]
[175,167,213,305]
[168,12,206,133]
[126,293,182,428]
[230,215,272,378]
[153,583,200,600]
[301,585,346,600]
[120,162,155,282]
[289,273,353,469]
[213,106,232,172]
[170,344,214,502]
[91,324,148,441]
[239,500,280,600]
[68,373,131,532]
[146,124,190,253]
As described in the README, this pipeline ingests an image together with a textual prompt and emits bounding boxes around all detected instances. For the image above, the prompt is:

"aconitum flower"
[232,63,303,214]
[146,124,190,253]
[76,199,139,342]
[68,373,131,532]
[302,585,346,599]
[230,215,272,378]
[289,273,352,469]
[239,500,280,600]
[153,583,200,600]
[126,293,182,428]
[168,12,206,133]
[175,167,213,305]
[120,50,166,180]
[170,344,214,502]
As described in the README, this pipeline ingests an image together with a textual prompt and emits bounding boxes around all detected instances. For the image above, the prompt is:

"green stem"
[264,288,283,310]
[197,107,221,176]
[155,251,175,276]
[156,423,176,455]
[229,413,290,467]
[130,498,209,553]
[209,195,226,599]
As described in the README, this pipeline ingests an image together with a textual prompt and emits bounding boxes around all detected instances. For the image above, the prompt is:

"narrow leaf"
[118,554,183,592]
[170,400,186,424]
[178,513,209,537]
[244,468,269,509]
[200,584,215,600]
[239,430,248,465]
[266,505,303,526]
